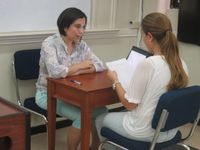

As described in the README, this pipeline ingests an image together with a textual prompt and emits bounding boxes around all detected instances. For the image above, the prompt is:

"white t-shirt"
[123,55,188,142]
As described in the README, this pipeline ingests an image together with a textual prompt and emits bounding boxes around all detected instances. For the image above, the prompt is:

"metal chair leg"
[177,143,191,150]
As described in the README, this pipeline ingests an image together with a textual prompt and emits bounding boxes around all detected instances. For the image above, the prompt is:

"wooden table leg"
[81,101,92,150]
[48,97,56,150]
[48,81,57,150]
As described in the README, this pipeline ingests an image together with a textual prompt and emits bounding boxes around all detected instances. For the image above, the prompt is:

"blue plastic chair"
[12,49,71,132]
[12,49,48,124]
[99,86,200,150]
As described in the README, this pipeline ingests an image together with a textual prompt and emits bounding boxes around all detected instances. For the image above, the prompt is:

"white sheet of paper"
[106,51,146,91]
[127,51,146,65]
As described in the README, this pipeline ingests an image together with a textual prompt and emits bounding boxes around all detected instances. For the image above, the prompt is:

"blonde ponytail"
[142,12,188,91]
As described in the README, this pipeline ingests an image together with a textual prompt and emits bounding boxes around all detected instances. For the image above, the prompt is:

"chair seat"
[24,97,48,117]
[100,127,182,150]
[24,97,62,118]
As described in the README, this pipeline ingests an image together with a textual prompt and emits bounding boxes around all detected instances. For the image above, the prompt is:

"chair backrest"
[12,49,72,130]
[99,86,200,150]
[13,49,41,104]
[152,86,200,131]
[13,49,40,80]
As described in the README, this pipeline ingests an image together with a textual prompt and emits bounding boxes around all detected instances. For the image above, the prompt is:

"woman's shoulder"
[138,57,154,69]
[146,55,166,64]
[147,55,163,60]
[42,33,62,48]
[143,55,166,69]
[44,33,60,41]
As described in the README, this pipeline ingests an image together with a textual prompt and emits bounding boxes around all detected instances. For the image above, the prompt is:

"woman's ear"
[146,32,153,42]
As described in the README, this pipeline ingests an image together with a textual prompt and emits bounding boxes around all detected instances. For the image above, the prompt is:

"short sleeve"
[125,59,154,104]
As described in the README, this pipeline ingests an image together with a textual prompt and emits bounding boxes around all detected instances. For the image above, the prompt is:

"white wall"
[179,43,200,85]
[0,0,91,32]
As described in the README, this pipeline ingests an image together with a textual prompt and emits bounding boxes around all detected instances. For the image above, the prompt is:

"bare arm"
[107,70,138,110]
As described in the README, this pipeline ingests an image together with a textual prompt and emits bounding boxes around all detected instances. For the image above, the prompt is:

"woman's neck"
[152,44,162,55]
[62,36,73,45]
[62,36,75,55]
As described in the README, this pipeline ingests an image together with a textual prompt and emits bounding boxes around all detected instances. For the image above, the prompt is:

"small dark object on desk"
[70,79,82,85]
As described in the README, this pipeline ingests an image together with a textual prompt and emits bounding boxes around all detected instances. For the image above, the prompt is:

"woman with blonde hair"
[95,12,189,146]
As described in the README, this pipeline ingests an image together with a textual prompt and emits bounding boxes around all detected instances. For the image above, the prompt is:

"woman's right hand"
[67,60,94,76]
[107,70,119,83]
[78,60,93,69]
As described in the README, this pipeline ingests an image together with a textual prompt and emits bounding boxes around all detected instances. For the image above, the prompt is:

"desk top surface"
[48,71,113,92]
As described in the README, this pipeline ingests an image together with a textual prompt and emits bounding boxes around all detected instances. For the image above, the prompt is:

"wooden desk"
[47,71,118,150]
[0,97,30,150]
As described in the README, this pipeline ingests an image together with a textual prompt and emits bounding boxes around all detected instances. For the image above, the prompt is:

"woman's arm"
[107,59,154,111]
[67,60,95,76]
[42,42,68,78]
[82,43,104,72]
[77,65,96,75]
[107,70,138,110]
[68,42,104,76]
[115,82,138,110]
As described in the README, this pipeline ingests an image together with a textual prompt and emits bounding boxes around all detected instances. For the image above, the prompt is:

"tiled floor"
[31,123,200,150]
[179,124,200,149]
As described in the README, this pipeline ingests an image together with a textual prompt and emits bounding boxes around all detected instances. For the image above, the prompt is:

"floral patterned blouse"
[36,33,104,91]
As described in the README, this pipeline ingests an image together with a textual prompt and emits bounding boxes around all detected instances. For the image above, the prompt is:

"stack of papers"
[106,50,147,91]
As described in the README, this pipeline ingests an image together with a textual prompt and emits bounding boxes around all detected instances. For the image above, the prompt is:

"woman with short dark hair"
[35,7,106,150]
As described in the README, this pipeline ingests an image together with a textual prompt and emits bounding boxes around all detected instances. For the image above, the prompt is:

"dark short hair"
[57,7,87,36]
